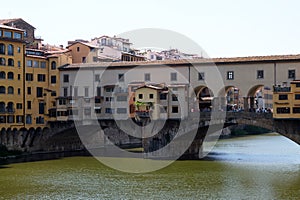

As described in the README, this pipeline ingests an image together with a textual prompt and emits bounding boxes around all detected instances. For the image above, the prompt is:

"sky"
[1,0,300,58]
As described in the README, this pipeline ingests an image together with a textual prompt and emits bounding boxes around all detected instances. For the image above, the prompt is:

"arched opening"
[194,86,214,112]
[51,61,56,70]
[224,86,242,111]
[0,86,5,94]
[0,57,5,66]
[7,44,13,56]
[7,72,13,80]
[8,58,14,66]
[7,86,14,94]
[246,85,272,112]
[0,71,5,79]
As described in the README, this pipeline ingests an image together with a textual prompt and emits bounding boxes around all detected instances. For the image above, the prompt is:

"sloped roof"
[66,41,99,49]
[0,18,35,29]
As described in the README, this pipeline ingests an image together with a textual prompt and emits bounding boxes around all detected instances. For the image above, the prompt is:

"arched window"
[0,71,5,79]
[0,58,5,66]
[7,86,14,94]
[0,86,5,94]
[0,44,5,55]
[0,102,5,113]
[7,72,13,80]
[7,102,14,113]
[7,44,14,55]
[8,58,14,66]
[51,61,56,70]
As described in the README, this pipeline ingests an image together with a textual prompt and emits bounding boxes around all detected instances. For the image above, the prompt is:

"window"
[16,103,22,109]
[95,108,101,114]
[58,99,66,105]
[51,91,57,96]
[33,61,39,68]
[257,70,264,79]
[37,74,46,82]
[51,76,56,84]
[7,72,13,80]
[26,73,33,81]
[51,61,56,70]
[8,58,14,66]
[39,102,45,114]
[198,72,205,80]
[17,47,21,53]
[63,87,68,97]
[40,61,46,68]
[4,31,12,38]
[96,87,101,97]
[170,72,177,81]
[172,106,179,113]
[276,107,290,114]
[145,73,151,81]
[18,88,20,95]
[27,87,31,94]
[0,86,5,94]
[27,101,32,109]
[288,69,296,79]
[117,108,127,114]
[105,97,114,102]
[26,115,32,124]
[279,94,288,100]
[7,86,14,94]
[0,71,5,79]
[77,47,80,52]
[117,96,127,101]
[36,87,43,97]
[149,94,154,99]
[16,116,23,123]
[18,61,21,67]
[0,44,5,55]
[95,74,100,81]
[82,57,86,63]
[105,87,114,92]
[160,93,167,100]
[293,107,300,113]
[295,94,300,100]
[84,87,89,97]
[7,44,13,55]
[227,71,234,80]
[0,58,6,65]
[14,32,22,39]
[172,94,178,101]
[26,60,32,67]
[138,94,143,99]
[18,74,20,80]
[63,74,69,83]
[296,83,300,87]
[105,108,114,114]
[118,73,124,82]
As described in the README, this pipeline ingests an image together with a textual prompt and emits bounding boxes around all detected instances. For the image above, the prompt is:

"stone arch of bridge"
[245,84,265,111]
[194,85,214,111]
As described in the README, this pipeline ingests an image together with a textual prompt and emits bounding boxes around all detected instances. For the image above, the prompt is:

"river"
[1,133,300,199]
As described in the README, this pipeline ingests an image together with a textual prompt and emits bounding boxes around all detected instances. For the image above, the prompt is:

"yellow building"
[24,49,72,128]
[273,80,300,118]
[0,24,25,130]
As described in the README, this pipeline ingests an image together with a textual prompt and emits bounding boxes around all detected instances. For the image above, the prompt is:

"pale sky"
[1,0,300,58]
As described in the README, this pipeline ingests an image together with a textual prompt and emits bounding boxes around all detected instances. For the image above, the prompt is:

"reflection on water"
[0,133,300,199]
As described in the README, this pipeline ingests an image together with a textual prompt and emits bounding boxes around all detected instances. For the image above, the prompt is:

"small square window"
[149,94,154,99]
[139,94,143,99]
[63,74,69,83]
[257,70,264,79]
[171,72,177,81]
[172,106,179,113]
[288,69,296,79]
[145,73,151,81]
[227,71,234,80]
[198,72,205,80]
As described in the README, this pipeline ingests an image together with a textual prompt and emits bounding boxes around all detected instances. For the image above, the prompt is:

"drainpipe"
[274,62,277,86]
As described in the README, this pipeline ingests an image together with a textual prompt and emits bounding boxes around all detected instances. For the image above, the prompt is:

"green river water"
[1,133,300,199]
